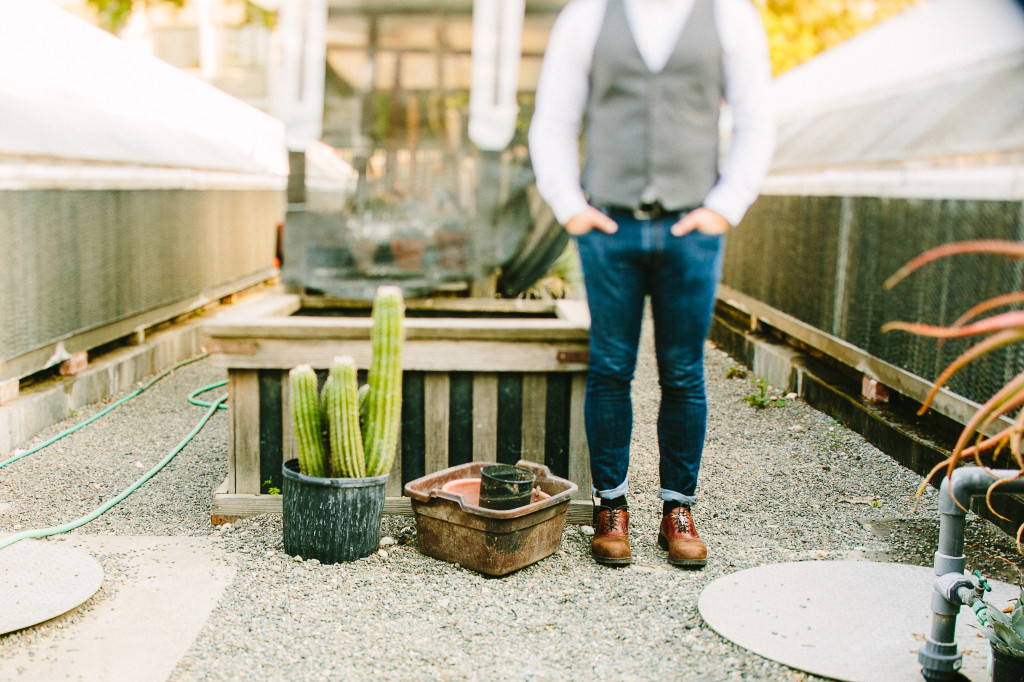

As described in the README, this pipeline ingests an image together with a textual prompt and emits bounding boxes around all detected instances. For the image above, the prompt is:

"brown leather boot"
[658,506,707,568]
[591,506,632,565]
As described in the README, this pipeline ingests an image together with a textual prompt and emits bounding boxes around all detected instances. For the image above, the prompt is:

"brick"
[59,351,88,376]
[0,378,18,406]
[862,376,890,403]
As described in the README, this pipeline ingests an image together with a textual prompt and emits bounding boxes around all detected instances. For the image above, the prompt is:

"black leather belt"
[602,201,679,220]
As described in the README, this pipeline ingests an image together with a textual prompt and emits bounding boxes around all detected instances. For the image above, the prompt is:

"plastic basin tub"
[404,460,578,576]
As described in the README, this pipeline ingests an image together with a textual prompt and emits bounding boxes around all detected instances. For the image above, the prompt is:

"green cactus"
[287,286,404,479]
[289,364,326,478]
[357,383,370,430]
[363,285,404,477]
[325,356,366,478]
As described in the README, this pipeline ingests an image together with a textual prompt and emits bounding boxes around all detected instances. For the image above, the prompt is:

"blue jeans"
[575,209,725,506]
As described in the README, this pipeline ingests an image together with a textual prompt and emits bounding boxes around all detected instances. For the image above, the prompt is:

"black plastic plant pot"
[478,464,535,510]
[992,643,1024,682]
[281,459,388,564]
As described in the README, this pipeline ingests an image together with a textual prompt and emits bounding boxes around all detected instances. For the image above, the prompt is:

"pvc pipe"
[919,468,1024,680]
[468,0,525,151]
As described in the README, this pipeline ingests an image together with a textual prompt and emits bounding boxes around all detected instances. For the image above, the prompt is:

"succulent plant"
[288,285,404,478]
[883,240,1024,537]
[289,364,327,478]
[324,356,366,478]
[973,587,1024,657]
[362,285,404,477]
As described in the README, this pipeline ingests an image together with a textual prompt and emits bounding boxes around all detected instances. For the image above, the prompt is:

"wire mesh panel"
[723,194,1024,406]
[0,188,282,379]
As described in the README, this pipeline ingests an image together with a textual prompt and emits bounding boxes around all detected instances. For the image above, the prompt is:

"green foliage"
[288,286,404,479]
[745,377,787,409]
[262,480,281,497]
[726,365,748,380]
[521,243,583,300]
[86,0,184,34]
[822,418,844,455]
[754,0,921,75]
[974,588,1024,655]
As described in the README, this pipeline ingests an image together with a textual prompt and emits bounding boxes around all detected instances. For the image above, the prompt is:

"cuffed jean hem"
[592,477,629,500]
[660,489,697,507]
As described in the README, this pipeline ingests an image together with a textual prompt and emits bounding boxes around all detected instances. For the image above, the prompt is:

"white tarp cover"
[0,0,288,177]
[769,0,1024,171]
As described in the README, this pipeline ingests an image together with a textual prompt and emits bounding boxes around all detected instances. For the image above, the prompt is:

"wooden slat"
[472,373,499,462]
[555,299,591,328]
[300,295,558,316]
[386,431,404,497]
[281,372,296,467]
[212,493,591,523]
[213,493,414,518]
[566,500,594,525]
[567,373,591,500]
[423,373,450,474]
[229,369,262,494]
[2,269,276,385]
[210,338,589,372]
[520,373,547,464]
[204,314,589,343]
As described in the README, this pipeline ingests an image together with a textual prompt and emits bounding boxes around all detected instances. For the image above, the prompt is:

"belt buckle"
[632,201,662,220]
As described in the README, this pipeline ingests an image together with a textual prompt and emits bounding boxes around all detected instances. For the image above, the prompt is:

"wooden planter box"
[203,294,593,524]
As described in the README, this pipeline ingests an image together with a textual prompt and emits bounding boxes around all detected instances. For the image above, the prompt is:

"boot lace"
[671,508,692,534]
[598,507,625,533]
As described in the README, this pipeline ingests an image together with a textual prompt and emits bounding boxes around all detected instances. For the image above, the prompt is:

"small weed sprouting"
[823,418,845,455]
[263,479,281,497]
[726,365,748,380]
[744,377,787,409]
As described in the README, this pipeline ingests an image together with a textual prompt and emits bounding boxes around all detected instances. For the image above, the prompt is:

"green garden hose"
[0,355,229,550]
[0,353,212,470]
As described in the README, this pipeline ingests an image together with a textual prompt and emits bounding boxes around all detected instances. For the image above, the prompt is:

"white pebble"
[379,536,397,548]
[377,549,389,559]
[293,555,303,562]
[580,525,595,536]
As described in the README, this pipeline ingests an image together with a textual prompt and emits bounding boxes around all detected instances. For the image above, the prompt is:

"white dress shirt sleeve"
[528,0,605,225]
[703,0,776,226]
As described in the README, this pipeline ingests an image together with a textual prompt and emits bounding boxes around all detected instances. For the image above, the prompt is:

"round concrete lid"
[0,537,104,635]
[698,560,1017,682]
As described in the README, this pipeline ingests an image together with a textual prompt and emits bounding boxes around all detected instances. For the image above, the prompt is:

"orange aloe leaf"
[960,426,1015,460]
[916,329,1024,413]
[950,292,1024,330]
[975,385,1024,448]
[884,240,1024,290]
[947,372,1024,477]
[913,457,953,512]
[882,312,1024,340]
[987,472,1024,522]
[1009,410,1024,469]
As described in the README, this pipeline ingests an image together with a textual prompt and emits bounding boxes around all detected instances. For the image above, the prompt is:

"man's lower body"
[575,207,725,567]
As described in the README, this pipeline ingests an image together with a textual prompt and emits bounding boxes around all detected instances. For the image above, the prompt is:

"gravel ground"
[1,313,1021,681]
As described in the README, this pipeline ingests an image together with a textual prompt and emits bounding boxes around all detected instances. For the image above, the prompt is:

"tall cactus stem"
[363,286,404,476]
[325,356,366,478]
[289,364,326,477]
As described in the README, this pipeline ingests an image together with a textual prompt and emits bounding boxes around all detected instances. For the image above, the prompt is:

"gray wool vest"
[582,0,724,211]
